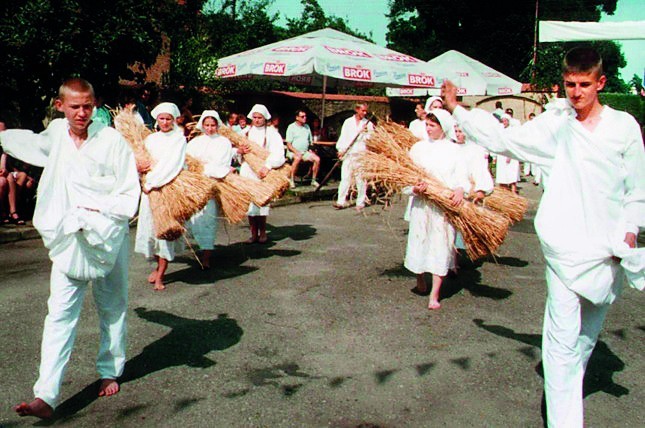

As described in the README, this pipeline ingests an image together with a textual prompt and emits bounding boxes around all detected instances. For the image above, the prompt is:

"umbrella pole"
[320,75,327,128]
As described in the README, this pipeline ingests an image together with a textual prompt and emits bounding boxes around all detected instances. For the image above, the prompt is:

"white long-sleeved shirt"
[336,116,374,155]
[186,134,235,179]
[240,126,286,180]
[453,100,645,303]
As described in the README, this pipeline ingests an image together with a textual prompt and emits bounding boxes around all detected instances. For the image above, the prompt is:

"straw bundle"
[218,126,291,200]
[480,186,528,224]
[114,109,214,240]
[184,155,253,224]
[379,120,419,151]
[359,151,509,260]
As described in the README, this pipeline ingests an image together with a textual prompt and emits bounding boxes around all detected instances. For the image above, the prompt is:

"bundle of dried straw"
[114,108,215,240]
[218,126,291,202]
[359,124,511,260]
[480,187,528,224]
[185,155,253,224]
[379,121,419,151]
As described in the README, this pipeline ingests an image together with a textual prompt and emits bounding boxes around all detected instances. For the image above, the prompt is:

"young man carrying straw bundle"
[241,104,286,244]
[443,46,645,428]
[134,102,186,290]
[1,78,140,418]
[334,103,374,212]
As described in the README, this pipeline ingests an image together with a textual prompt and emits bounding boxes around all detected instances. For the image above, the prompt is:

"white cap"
[428,108,457,141]
[196,110,223,132]
[424,96,444,113]
[151,102,180,119]
[247,104,271,120]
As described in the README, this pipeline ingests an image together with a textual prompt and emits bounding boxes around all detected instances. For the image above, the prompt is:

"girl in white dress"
[186,111,236,268]
[494,114,520,193]
[134,102,186,290]
[404,109,470,310]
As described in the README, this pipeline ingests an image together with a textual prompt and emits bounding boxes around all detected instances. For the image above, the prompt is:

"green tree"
[386,0,628,92]
[0,0,166,128]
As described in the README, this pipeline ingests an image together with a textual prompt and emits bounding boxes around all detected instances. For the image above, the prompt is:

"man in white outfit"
[334,103,374,212]
[408,102,427,141]
[1,78,140,419]
[443,47,644,427]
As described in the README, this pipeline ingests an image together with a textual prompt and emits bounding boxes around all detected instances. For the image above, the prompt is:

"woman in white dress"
[186,110,236,269]
[404,109,470,310]
[494,114,520,194]
[240,104,286,243]
[134,102,186,290]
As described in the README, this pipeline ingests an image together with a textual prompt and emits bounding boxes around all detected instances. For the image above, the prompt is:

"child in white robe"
[404,109,470,310]
[240,104,286,243]
[494,114,520,193]
[443,47,645,427]
[134,102,186,290]
[186,110,236,268]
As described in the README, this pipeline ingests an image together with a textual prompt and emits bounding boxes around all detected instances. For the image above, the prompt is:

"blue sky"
[265,0,643,82]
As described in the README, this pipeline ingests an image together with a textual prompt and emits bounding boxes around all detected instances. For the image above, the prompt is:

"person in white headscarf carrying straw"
[2,78,140,419]
[241,104,286,244]
[443,46,645,428]
[403,108,470,310]
[134,102,186,290]
[186,110,236,267]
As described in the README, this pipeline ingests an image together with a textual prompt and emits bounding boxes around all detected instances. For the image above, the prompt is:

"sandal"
[9,212,25,226]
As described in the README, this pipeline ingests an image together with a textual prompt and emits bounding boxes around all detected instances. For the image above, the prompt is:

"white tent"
[539,20,645,42]
[386,50,523,97]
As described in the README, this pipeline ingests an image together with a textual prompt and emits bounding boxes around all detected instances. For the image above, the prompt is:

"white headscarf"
[247,104,271,121]
[500,113,512,121]
[196,110,223,132]
[424,96,444,113]
[428,108,457,141]
[151,102,180,120]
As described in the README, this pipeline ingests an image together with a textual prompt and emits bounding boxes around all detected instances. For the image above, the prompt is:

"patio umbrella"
[215,28,442,124]
[386,50,523,97]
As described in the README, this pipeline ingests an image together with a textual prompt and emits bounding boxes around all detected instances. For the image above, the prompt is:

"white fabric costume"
[404,138,470,275]
[335,115,374,207]
[242,104,286,216]
[0,118,140,409]
[408,118,427,141]
[453,99,645,428]
[134,120,186,261]
[186,111,235,249]
[495,154,520,184]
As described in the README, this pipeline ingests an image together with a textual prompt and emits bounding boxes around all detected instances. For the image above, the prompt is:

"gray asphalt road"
[1,184,643,427]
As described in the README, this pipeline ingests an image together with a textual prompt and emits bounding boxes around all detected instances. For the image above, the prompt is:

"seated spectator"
[285,109,320,188]
[1,152,35,225]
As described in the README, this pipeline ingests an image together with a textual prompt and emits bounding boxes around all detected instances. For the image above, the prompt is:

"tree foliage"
[386,0,628,92]
[0,0,167,128]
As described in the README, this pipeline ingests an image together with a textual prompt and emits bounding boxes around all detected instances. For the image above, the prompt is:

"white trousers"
[336,153,367,207]
[542,264,609,428]
[34,236,130,409]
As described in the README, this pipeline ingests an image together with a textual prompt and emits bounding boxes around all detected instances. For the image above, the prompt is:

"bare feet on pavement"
[98,378,120,397]
[14,398,53,419]
[147,270,158,284]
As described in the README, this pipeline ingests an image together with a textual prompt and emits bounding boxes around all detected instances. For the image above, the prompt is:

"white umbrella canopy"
[215,28,442,90]
[386,50,523,97]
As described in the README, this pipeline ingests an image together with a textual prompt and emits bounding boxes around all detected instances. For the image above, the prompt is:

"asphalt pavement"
[0,183,643,427]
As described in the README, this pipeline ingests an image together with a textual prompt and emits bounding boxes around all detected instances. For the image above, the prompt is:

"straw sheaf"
[184,156,255,224]
[114,110,214,240]
[359,126,511,260]
[481,186,528,224]
[218,126,291,201]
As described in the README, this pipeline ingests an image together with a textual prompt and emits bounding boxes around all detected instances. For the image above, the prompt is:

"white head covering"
[500,113,511,121]
[196,110,223,132]
[424,96,444,113]
[428,108,457,141]
[247,104,271,120]
[151,102,180,119]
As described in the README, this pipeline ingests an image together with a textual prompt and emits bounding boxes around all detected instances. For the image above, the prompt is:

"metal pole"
[320,74,327,128]
[532,0,539,81]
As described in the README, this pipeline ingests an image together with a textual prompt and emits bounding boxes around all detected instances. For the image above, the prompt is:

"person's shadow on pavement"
[472,318,628,427]
[49,309,243,422]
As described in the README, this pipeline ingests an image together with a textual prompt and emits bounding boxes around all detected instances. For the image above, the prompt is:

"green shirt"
[285,122,312,153]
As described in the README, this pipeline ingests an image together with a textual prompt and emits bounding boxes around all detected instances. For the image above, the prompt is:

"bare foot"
[258,234,268,244]
[98,378,120,397]
[147,270,158,284]
[428,300,441,310]
[14,398,53,419]
[153,280,166,291]
[244,237,258,244]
